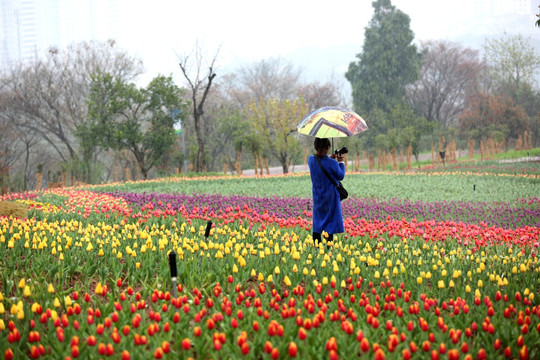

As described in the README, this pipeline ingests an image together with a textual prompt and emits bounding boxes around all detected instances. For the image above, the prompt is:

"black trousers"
[313,232,333,247]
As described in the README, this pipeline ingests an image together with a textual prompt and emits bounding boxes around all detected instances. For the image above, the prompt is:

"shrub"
[0,201,28,218]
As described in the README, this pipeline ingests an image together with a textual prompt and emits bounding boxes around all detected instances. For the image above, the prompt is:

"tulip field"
[1,162,539,359]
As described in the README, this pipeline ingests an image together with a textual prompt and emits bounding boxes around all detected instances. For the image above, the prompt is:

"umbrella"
[297,106,368,138]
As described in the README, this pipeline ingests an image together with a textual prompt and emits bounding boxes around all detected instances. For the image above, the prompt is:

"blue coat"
[308,154,345,235]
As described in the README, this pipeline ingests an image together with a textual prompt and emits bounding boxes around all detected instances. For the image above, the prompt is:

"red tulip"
[288,342,298,357]
[402,349,411,360]
[181,338,191,350]
[360,338,370,352]
[121,350,130,360]
[153,347,163,359]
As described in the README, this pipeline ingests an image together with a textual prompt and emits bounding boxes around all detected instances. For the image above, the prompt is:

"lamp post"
[171,109,187,173]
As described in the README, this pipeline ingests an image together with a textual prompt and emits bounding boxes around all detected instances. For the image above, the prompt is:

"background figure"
[308,137,346,248]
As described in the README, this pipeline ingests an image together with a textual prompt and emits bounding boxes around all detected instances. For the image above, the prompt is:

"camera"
[334,146,349,156]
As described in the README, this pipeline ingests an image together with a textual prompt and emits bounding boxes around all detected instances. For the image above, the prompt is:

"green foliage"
[345,0,424,155]
[483,33,540,92]
[346,0,421,115]
[88,162,540,203]
[244,97,308,172]
[83,73,186,179]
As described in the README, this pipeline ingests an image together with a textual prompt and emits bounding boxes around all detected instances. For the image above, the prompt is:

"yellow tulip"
[274,266,280,274]
[18,278,26,289]
[0,319,4,330]
[48,283,55,293]
[284,276,291,287]
[24,285,31,297]
[54,298,61,307]
[95,283,103,295]
[232,264,239,273]
[17,308,24,320]
[0,303,4,314]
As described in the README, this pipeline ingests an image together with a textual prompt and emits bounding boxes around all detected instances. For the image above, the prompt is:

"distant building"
[0,0,119,69]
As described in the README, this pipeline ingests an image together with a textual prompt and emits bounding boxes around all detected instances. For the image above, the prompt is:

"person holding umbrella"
[298,106,368,249]
[308,137,346,249]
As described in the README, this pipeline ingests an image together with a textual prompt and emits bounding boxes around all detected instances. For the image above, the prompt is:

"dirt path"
[242,152,436,176]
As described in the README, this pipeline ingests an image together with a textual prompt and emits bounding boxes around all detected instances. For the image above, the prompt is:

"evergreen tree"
[346,0,421,115]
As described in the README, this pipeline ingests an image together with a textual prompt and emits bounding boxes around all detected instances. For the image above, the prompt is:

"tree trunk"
[368,154,375,172]
[406,145,412,169]
[281,157,288,174]
[258,154,264,175]
[236,149,242,175]
[36,173,42,191]
[392,148,398,171]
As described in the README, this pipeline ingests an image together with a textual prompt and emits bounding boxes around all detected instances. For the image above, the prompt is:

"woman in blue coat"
[308,137,345,248]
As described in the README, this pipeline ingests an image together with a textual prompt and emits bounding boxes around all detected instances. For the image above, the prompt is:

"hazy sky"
[113,0,537,87]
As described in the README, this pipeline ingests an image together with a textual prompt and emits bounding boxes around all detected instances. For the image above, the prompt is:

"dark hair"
[314,137,331,151]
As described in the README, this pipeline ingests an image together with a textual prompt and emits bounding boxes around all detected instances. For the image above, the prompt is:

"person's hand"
[330,153,337,160]
[336,155,344,162]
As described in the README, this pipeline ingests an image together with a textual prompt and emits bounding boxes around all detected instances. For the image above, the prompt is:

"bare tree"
[406,40,484,129]
[232,57,302,104]
[297,80,347,111]
[1,40,143,169]
[178,44,219,172]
